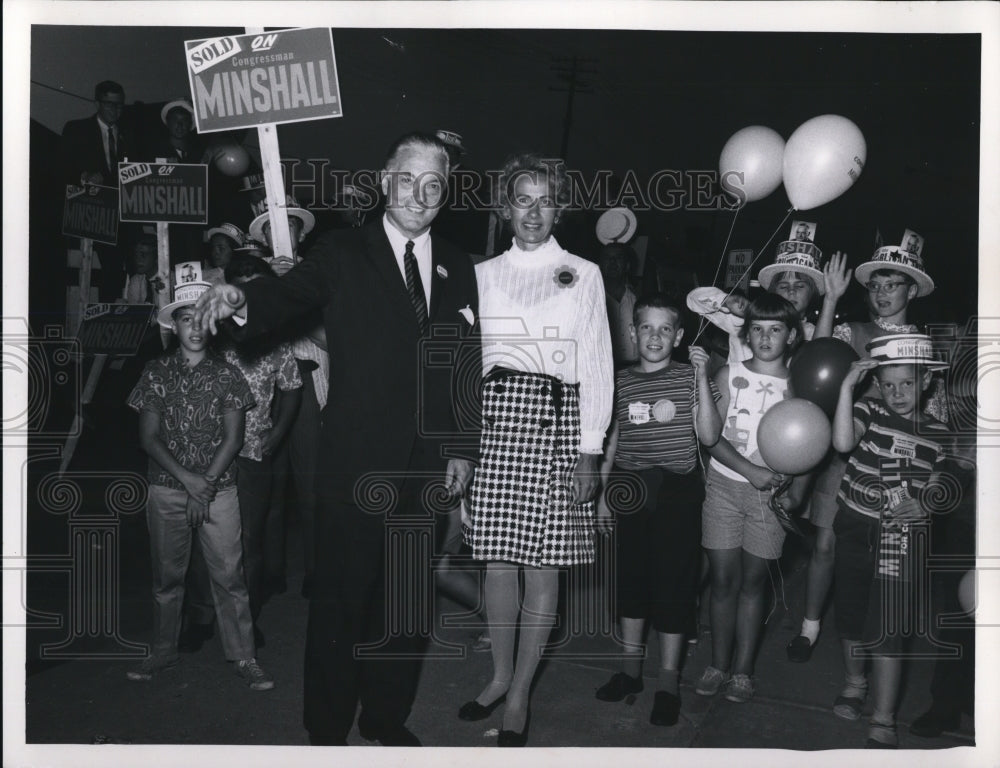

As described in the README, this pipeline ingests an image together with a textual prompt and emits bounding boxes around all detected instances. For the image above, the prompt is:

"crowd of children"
[104,114,971,747]
[596,221,972,748]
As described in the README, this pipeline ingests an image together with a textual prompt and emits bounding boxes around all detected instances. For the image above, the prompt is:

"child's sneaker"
[236,658,274,691]
[126,654,179,681]
[694,666,729,696]
[723,673,755,703]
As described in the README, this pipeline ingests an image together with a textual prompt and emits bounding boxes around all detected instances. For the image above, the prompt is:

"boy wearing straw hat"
[787,229,945,662]
[125,263,273,690]
[829,333,951,747]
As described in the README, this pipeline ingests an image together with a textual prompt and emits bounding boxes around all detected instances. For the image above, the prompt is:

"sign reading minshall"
[184,27,342,133]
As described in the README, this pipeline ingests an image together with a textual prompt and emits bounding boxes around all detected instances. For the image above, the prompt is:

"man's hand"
[270,257,296,277]
[186,496,209,527]
[573,453,601,504]
[823,251,853,300]
[444,458,475,498]
[182,471,216,505]
[194,283,246,335]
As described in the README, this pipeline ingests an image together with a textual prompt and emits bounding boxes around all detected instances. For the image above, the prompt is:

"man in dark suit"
[61,80,134,300]
[196,132,482,746]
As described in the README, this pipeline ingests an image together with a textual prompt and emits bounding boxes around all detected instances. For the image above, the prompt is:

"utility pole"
[549,56,597,161]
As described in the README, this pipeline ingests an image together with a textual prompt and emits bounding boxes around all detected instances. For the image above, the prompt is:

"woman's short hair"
[495,152,572,212]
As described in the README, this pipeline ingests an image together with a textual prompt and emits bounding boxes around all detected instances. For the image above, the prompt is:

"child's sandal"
[833,680,868,721]
[866,721,898,749]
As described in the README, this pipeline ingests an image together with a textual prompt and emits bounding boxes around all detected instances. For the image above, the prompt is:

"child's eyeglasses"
[865,281,908,295]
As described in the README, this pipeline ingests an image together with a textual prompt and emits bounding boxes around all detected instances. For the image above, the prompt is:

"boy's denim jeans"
[146,485,254,660]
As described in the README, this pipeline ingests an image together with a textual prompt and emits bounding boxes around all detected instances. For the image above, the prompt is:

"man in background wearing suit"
[61,80,134,300]
[195,131,482,746]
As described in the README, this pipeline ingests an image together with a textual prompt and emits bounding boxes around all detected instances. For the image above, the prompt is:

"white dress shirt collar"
[382,214,432,305]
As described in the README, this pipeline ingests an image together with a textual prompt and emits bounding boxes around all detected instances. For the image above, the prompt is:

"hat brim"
[758,264,826,295]
[157,297,198,328]
[854,262,934,297]
[160,100,194,125]
[871,357,950,371]
[595,208,637,245]
[205,226,243,245]
[248,207,315,243]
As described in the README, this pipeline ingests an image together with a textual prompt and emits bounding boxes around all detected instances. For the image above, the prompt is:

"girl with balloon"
[695,293,803,704]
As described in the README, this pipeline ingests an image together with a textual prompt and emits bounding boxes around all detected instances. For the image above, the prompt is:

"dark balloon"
[789,337,859,417]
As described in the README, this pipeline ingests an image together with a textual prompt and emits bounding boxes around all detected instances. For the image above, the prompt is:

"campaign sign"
[724,249,753,291]
[119,162,208,224]
[78,303,155,355]
[185,27,343,133]
[62,184,119,245]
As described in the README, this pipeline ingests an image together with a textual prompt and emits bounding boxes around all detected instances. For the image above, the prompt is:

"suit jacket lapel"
[364,223,421,329]
[429,234,445,322]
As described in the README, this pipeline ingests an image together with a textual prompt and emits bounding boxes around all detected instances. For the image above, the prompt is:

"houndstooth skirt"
[466,367,595,567]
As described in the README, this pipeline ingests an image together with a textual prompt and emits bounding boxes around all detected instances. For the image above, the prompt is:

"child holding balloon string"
[695,292,807,704]
[829,335,951,748]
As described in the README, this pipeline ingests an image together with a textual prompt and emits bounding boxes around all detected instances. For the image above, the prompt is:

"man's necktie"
[108,127,118,169]
[403,240,429,334]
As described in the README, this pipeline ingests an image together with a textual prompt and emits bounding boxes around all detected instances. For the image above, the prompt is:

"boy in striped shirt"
[830,334,951,748]
[595,293,721,726]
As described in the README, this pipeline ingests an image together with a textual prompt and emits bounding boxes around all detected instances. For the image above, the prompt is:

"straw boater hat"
[160,98,194,125]
[157,261,211,328]
[203,222,244,247]
[233,232,271,258]
[595,207,638,245]
[758,220,825,295]
[866,333,949,370]
[854,228,934,297]
[248,194,315,243]
[435,129,467,156]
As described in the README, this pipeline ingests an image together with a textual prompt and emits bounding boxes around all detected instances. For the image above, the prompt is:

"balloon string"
[737,207,796,286]
[690,206,795,349]
[692,205,742,347]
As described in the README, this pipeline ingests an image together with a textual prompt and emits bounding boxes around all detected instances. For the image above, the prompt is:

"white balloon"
[719,126,786,204]
[783,115,866,210]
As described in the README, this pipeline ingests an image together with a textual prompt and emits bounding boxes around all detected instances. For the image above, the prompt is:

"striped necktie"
[403,240,428,334]
[108,127,118,168]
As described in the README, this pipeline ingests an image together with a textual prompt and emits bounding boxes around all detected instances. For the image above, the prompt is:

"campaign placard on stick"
[62,184,119,245]
[78,303,155,355]
[724,249,753,291]
[185,27,342,133]
[118,162,208,224]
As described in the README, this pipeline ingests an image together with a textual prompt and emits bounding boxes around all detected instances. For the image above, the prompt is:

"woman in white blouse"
[459,154,614,746]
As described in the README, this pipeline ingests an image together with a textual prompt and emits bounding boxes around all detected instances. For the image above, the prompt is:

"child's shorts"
[612,465,703,635]
[833,505,923,654]
[701,464,786,560]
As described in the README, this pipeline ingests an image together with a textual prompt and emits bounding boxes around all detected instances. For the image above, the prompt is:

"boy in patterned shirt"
[178,254,303,651]
[830,334,950,747]
[126,278,274,690]
[595,293,721,726]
